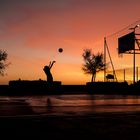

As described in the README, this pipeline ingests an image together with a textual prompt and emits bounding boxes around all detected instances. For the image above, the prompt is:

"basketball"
[58,48,63,53]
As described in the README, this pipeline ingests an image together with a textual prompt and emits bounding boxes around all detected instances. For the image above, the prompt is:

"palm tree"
[0,50,8,76]
[82,49,105,82]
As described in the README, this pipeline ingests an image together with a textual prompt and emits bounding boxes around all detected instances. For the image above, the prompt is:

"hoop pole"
[133,30,136,84]
[124,69,125,82]
[136,67,138,82]
[104,37,106,82]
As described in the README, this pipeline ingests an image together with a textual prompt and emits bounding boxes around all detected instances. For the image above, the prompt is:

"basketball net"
[118,53,123,58]
[116,48,123,58]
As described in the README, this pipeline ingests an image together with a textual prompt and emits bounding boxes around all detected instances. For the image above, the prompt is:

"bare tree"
[82,49,105,82]
[0,50,9,76]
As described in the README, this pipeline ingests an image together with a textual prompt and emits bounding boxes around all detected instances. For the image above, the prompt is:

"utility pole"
[104,38,118,82]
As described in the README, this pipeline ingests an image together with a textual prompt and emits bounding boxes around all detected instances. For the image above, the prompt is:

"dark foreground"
[1,81,140,95]
[1,112,140,139]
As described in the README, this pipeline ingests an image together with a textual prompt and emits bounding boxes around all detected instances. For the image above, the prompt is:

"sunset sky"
[1,0,140,85]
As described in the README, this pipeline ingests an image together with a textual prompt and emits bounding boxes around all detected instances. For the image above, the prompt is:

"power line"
[106,19,140,38]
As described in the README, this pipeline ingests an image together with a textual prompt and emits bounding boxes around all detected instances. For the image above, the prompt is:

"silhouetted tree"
[0,50,8,76]
[82,49,105,82]
[43,61,56,83]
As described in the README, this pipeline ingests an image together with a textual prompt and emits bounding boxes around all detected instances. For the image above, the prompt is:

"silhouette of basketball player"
[43,61,56,83]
